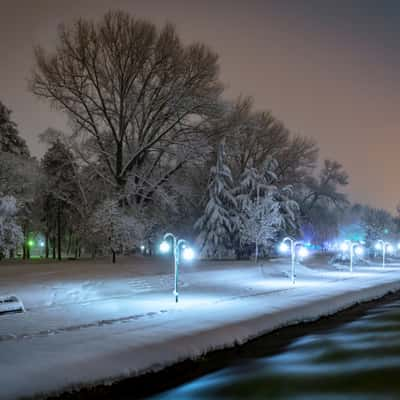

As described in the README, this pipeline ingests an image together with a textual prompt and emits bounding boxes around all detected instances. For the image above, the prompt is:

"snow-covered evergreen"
[195,140,236,257]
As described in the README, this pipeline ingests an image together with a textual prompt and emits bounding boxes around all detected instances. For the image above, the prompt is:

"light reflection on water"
[150,300,400,399]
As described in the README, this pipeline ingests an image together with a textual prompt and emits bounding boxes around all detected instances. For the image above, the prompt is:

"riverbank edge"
[37,280,400,400]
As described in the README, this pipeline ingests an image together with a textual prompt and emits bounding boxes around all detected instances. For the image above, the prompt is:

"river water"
[150,297,400,400]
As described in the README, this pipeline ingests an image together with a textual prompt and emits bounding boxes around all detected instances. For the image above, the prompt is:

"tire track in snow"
[0,309,169,343]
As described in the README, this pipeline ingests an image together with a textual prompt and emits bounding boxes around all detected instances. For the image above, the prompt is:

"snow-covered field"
[1,255,400,400]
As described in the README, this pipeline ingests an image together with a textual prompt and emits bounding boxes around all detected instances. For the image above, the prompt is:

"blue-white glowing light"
[279,242,289,253]
[354,246,364,257]
[340,242,349,252]
[159,241,170,253]
[182,247,195,261]
[298,246,309,258]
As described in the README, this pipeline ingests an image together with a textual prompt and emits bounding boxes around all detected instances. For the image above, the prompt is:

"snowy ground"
[1,255,400,400]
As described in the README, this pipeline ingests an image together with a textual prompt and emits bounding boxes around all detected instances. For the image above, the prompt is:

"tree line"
[0,10,396,262]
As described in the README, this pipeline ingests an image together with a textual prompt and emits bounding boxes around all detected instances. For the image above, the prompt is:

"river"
[150,296,400,399]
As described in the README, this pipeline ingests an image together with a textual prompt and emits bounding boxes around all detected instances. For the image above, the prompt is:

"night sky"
[1,0,400,211]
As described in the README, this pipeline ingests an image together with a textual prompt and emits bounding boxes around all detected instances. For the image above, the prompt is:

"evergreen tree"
[0,101,29,158]
[195,140,236,257]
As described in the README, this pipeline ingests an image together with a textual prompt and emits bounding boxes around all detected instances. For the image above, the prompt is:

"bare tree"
[301,159,349,212]
[275,135,319,186]
[30,10,223,201]
[222,97,318,186]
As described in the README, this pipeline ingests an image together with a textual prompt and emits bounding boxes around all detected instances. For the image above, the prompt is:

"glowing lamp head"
[375,242,382,251]
[159,241,170,253]
[298,246,309,258]
[28,240,34,248]
[39,241,45,248]
[279,242,289,253]
[340,242,349,252]
[182,247,195,261]
[387,244,394,254]
[354,246,364,257]
[140,245,145,251]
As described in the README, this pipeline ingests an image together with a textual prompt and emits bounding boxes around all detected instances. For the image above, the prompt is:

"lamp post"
[279,237,308,284]
[340,240,363,272]
[159,233,195,303]
[375,240,393,269]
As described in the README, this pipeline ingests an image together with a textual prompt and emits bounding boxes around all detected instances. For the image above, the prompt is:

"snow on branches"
[0,196,23,258]
[89,199,143,262]
[195,140,236,257]
[196,144,299,259]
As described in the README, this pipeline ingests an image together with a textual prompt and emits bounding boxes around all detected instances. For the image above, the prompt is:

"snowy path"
[1,256,400,400]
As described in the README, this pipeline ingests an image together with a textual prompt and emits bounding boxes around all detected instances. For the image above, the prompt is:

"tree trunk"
[23,226,28,259]
[74,237,79,259]
[57,203,62,261]
[52,236,56,259]
[255,240,258,263]
[112,249,116,264]
[66,231,72,257]
[45,231,49,259]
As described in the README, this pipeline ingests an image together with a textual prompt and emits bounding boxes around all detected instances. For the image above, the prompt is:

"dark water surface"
[150,299,400,400]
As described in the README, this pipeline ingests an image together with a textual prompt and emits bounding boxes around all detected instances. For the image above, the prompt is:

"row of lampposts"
[156,232,399,302]
[338,239,399,270]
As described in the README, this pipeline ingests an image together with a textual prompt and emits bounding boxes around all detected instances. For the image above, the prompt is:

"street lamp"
[340,240,363,272]
[375,240,393,268]
[159,233,195,303]
[279,237,308,284]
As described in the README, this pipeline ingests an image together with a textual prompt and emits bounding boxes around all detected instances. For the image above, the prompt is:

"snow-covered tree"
[195,140,236,257]
[239,194,283,262]
[89,199,142,263]
[31,10,222,202]
[272,184,299,234]
[0,196,23,259]
[361,206,396,245]
[233,158,298,259]
[0,151,40,259]
[0,101,29,158]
